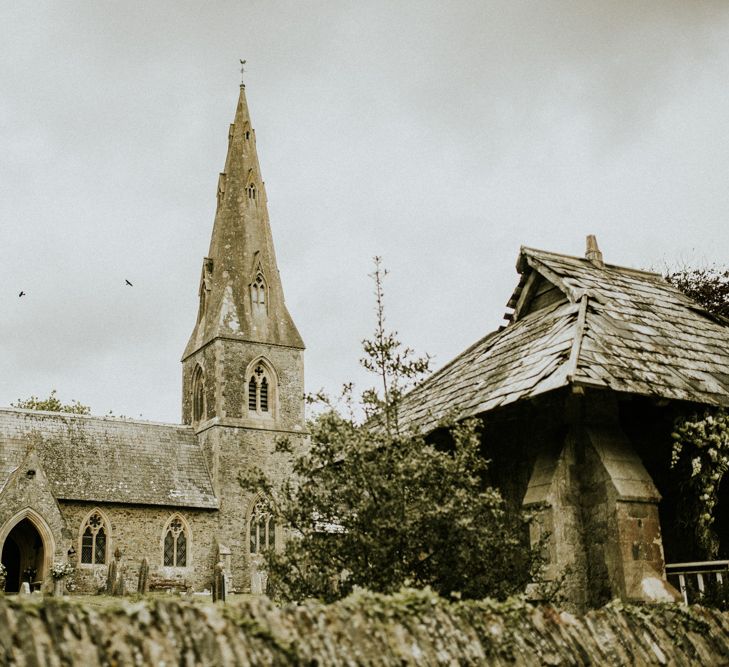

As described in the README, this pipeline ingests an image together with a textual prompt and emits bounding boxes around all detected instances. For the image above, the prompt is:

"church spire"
[183,85,304,361]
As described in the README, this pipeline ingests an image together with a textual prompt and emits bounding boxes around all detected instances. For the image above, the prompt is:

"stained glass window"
[81,527,93,564]
[163,516,188,567]
[164,531,175,566]
[176,533,187,566]
[80,512,108,565]
[94,527,106,564]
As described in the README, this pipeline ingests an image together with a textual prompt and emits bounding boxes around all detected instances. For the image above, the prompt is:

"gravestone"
[212,561,226,602]
[106,547,126,596]
[137,557,149,594]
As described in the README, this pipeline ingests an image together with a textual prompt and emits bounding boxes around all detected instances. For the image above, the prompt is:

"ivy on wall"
[671,408,729,559]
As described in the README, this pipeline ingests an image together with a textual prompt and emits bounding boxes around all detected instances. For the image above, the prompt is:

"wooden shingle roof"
[0,408,218,509]
[398,246,729,432]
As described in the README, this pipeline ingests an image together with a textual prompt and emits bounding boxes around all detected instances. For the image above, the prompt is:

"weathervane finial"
[239,59,247,86]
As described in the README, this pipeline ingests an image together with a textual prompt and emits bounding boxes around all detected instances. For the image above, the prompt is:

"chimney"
[585,235,604,267]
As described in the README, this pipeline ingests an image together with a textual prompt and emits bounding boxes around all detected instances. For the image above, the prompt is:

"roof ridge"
[522,255,580,303]
[565,294,589,382]
[520,246,663,280]
[0,406,192,430]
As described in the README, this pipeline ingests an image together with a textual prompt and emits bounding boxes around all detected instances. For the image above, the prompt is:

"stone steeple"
[178,84,307,591]
[183,85,304,360]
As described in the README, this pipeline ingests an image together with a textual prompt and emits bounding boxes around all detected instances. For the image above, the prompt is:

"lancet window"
[249,497,276,554]
[163,516,188,567]
[192,366,205,423]
[247,183,256,200]
[247,363,273,415]
[197,287,207,323]
[80,511,108,565]
[250,273,267,315]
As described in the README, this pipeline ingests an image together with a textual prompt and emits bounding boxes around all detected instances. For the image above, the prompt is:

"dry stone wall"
[1,589,728,666]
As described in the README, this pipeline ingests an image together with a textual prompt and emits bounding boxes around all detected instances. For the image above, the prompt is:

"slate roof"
[0,408,218,509]
[398,246,729,432]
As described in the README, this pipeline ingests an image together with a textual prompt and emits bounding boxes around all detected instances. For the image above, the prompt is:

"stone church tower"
[181,84,306,588]
[0,84,304,596]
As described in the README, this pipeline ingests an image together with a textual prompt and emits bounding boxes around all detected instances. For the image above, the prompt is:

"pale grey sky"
[2,1,728,421]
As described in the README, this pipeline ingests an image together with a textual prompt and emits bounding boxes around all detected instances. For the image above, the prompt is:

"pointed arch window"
[197,288,207,323]
[192,366,206,423]
[80,511,109,565]
[247,183,256,200]
[250,273,267,315]
[163,515,189,567]
[249,497,277,554]
[247,363,273,416]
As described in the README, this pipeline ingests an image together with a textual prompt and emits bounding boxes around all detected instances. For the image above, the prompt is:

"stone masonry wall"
[181,341,305,430]
[187,339,307,592]
[523,391,675,611]
[59,502,219,594]
[1,590,728,665]
[0,451,67,591]
[196,426,308,592]
[181,344,220,424]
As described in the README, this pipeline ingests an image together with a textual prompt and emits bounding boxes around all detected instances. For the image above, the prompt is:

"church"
[0,84,306,594]
[1,84,728,607]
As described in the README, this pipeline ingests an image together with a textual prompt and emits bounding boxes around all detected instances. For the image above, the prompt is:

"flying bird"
[18,291,25,297]
[125,279,133,287]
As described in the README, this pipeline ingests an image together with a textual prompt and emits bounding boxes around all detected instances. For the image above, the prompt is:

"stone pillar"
[523,428,589,610]
[581,420,676,605]
[523,391,679,610]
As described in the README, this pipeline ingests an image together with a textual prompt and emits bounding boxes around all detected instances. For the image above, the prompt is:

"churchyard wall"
[1,589,727,665]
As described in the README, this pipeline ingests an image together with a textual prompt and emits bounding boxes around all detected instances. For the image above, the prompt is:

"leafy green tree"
[11,389,91,415]
[243,258,536,603]
[671,409,729,560]
[665,265,729,563]
[666,265,729,319]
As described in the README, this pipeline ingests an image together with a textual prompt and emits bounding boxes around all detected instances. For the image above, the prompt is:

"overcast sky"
[2,1,728,422]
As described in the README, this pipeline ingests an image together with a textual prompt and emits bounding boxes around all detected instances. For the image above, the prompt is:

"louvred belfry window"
[80,511,108,565]
[247,364,273,416]
[248,376,257,411]
[163,516,188,567]
[260,377,268,412]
